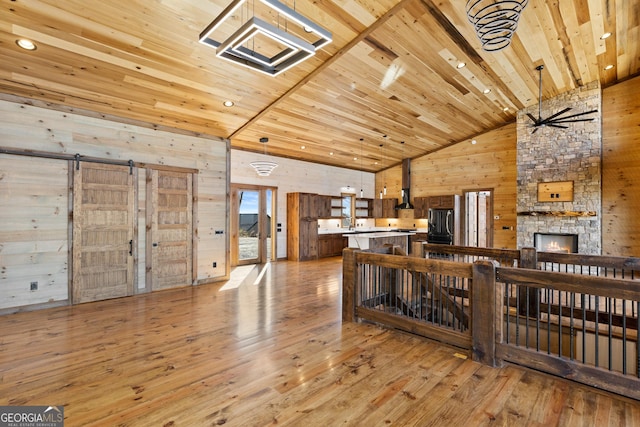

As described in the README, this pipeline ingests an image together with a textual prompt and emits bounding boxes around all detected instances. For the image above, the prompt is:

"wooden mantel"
[517,211,597,217]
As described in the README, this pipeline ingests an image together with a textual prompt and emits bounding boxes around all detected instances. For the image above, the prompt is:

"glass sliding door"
[238,189,260,263]
[231,184,277,266]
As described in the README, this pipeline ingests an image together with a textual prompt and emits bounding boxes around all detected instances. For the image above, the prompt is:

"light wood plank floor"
[1,257,639,426]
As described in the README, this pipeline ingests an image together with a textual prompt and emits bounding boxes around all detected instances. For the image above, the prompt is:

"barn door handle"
[129,240,133,255]
[152,243,158,247]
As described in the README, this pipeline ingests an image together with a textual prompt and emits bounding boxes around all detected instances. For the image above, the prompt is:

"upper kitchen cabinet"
[414,195,459,218]
[413,197,429,218]
[372,198,398,218]
[355,198,373,218]
[317,195,332,218]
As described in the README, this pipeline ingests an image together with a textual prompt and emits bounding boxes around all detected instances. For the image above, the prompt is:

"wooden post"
[342,248,358,322]
[472,260,502,367]
[518,247,539,317]
[411,241,425,258]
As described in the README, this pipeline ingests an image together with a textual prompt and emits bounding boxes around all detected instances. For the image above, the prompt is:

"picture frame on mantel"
[537,181,574,202]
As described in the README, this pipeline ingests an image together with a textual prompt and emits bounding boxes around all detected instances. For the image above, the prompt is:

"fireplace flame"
[546,241,568,253]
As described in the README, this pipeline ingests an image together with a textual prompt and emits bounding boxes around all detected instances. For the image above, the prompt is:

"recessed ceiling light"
[456,62,466,69]
[300,145,306,150]
[353,157,358,161]
[16,39,36,51]
[223,100,234,107]
[483,88,491,94]
[503,107,509,112]
[601,32,612,40]
[471,139,477,144]
[329,151,334,156]
[604,64,614,70]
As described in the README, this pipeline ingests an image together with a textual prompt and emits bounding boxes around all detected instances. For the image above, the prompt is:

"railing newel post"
[472,259,502,367]
[342,248,359,322]
[519,247,539,317]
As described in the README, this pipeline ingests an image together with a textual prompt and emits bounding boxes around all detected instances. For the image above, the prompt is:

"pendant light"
[382,135,388,196]
[400,141,405,199]
[359,138,364,198]
[378,143,384,199]
[250,137,278,176]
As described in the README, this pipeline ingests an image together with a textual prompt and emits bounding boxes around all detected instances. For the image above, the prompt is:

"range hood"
[396,158,414,210]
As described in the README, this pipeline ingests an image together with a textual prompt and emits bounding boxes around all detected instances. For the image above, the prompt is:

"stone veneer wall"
[516,80,602,255]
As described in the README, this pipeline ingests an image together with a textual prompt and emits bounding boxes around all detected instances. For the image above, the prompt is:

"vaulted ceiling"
[1,0,638,172]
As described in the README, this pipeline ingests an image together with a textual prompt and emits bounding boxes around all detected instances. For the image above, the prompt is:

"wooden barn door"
[72,163,135,304]
[147,169,193,290]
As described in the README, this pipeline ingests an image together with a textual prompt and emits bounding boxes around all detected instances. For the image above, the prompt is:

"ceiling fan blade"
[538,107,572,125]
[526,113,540,124]
[549,118,596,124]
[531,127,539,134]
[548,109,598,122]
[547,123,568,129]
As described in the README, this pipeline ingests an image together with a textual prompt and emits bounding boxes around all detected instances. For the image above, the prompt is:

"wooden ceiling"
[1,0,638,172]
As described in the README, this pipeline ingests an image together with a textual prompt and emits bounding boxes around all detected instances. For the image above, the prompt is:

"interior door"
[464,190,493,247]
[72,162,135,304]
[147,169,193,290]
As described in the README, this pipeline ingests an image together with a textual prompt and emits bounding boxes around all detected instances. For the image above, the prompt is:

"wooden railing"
[342,245,640,400]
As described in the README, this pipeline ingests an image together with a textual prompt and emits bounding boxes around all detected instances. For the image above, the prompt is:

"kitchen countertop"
[342,231,415,238]
[344,231,414,251]
[318,228,427,235]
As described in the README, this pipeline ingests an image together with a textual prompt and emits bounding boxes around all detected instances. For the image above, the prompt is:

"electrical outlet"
[30,281,38,291]
[212,262,217,268]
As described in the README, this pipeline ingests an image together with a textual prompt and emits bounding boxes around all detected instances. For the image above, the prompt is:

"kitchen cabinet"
[429,195,457,209]
[317,195,332,218]
[287,192,318,261]
[413,195,458,218]
[413,197,429,218]
[372,198,397,218]
[355,198,373,218]
[318,233,347,257]
[330,196,343,218]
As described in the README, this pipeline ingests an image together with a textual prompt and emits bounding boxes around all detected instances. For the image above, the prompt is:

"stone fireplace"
[516,80,602,255]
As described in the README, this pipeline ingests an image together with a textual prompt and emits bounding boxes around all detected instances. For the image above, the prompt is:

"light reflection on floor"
[220,263,271,291]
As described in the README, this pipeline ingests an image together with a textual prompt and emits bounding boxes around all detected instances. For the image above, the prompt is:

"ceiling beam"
[228,0,415,140]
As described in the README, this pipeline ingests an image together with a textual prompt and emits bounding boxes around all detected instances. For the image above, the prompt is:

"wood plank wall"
[0,155,69,309]
[376,124,518,249]
[377,75,640,255]
[0,98,228,311]
[602,76,640,257]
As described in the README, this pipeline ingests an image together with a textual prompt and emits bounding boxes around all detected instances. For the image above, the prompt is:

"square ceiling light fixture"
[199,0,332,76]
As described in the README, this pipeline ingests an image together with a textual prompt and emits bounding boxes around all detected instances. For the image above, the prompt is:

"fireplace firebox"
[534,233,578,253]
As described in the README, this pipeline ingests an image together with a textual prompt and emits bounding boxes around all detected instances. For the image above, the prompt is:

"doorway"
[231,184,277,266]
[464,189,493,247]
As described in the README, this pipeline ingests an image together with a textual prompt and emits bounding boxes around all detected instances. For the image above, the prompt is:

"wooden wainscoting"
[1,258,638,426]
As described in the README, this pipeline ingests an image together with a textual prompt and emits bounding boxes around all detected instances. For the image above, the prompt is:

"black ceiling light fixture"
[466,0,528,52]
[527,65,598,134]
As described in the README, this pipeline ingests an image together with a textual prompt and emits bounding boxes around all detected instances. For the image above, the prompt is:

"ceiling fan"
[527,65,598,133]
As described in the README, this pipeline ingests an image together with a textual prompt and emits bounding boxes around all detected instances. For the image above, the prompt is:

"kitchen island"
[344,231,413,253]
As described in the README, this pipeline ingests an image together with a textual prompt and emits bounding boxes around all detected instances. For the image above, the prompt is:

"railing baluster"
[595,295,600,368]
[608,297,613,371]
